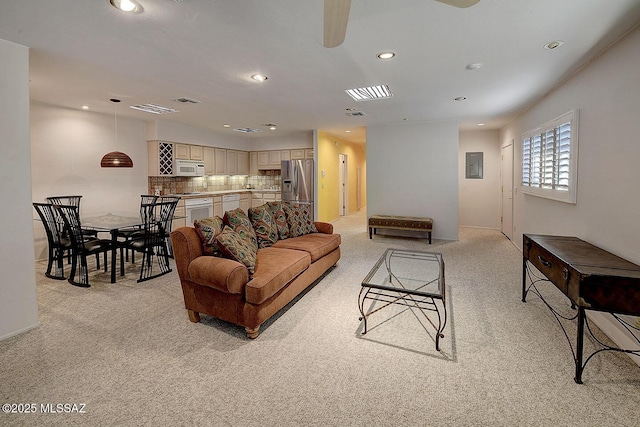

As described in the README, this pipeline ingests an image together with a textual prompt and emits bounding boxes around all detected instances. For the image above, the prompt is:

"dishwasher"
[222,194,240,212]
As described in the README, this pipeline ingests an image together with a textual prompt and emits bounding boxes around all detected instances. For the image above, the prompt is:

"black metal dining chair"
[33,202,72,280]
[46,195,98,238]
[120,199,178,282]
[117,195,159,262]
[54,204,113,287]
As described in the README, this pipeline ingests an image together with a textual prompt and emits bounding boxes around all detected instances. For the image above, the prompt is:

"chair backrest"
[33,202,64,246]
[46,195,83,208]
[53,204,86,252]
[157,197,180,235]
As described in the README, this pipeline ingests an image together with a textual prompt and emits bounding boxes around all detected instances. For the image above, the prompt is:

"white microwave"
[175,159,205,176]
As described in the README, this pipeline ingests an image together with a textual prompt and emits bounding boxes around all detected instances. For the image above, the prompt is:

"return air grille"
[233,127,262,133]
[345,85,393,101]
[129,103,179,114]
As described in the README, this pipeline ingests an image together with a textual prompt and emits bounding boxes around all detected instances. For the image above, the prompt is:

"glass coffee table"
[358,248,447,350]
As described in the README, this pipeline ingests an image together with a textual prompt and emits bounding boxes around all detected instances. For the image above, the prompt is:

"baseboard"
[0,322,39,342]
[587,311,640,367]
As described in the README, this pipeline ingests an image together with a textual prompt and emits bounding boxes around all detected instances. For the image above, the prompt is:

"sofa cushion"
[273,232,341,262]
[245,247,311,305]
[223,207,258,250]
[216,226,257,275]
[283,203,317,238]
[248,204,279,248]
[266,201,290,240]
[193,216,224,256]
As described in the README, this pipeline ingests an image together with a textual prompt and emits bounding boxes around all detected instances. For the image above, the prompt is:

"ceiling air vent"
[233,127,262,133]
[346,111,366,117]
[173,97,200,104]
[129,103,179,114]
[345,84,393,101]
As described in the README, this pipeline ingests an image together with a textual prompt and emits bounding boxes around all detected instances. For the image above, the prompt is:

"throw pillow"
[223,207,258,251]
[193,216,224,256]
[282,203,317,238]
[266,201,290,240]
[248,204,278,248]
[215,226,257,275]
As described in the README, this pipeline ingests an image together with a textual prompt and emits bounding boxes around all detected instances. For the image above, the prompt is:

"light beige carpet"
[1,210,639,426]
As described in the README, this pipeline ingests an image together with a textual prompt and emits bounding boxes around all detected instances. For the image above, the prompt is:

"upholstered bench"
[368,215,433,244]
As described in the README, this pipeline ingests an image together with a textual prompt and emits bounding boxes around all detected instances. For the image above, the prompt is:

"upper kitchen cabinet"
[175,143,204,160]
[291,149,305,160]
[203,147,215,175]
[226,149,238,175]
[237,150,249,175]
[250,151,258,176]
[214,148,226,174]
[148,141,174,176]
[305,149,314,159]
[257,150,287,170]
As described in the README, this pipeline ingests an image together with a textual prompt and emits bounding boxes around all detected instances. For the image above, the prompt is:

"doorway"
[501,142,514,240]
[338,154,348,216]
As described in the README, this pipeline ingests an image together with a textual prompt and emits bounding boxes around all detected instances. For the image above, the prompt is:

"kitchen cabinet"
[291,149,305,160]
[250,152,258,176]
[257,151,270,168]
[251,193,263,208]
[305,149,314,159]
[213,196,223,218]
[269,150,281,167]
[250,191,281,208]
[281,150,291,162]
[172,200,186,230]
[203,147,215,175]
[237,151,249,175]
[175,143,204,160]
[240,193,250,212]
[214,148,226,174]
[148,141,174,176]
[226,150,238,175]
[257,150,285,170]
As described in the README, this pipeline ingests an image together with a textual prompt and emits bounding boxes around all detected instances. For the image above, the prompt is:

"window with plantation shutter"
[521,110,578,203]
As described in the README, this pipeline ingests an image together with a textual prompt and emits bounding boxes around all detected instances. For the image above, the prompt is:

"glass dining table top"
[80,212,144,231]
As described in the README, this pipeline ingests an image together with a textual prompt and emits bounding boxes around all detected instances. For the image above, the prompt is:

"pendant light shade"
[101,98,133,168]
[101,151,134,167]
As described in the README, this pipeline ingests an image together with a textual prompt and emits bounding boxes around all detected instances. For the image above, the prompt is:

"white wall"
[367,120,459,241]
[146,120,249,150]
[458,130,501,229]
[31,103,149,259]
[501,25,640,362]
[0,40,39,340]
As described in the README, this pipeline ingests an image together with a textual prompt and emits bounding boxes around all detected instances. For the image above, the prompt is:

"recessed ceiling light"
[223,124,231,128]
[477,123,486,126]
[544,40,563,50]
[345,130,352,133]
[465,62,483,71]
[346,85,393,101]
[377,52,395,60]
[263,123,277,130]
[109,0,143,13]
[454,97,467,101]
[251,74,268,82]
[81,105,90,110]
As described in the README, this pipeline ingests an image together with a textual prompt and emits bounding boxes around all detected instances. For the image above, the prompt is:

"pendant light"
[101,98,133,168]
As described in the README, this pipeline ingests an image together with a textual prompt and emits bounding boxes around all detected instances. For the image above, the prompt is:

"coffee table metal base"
[358,249,446,351]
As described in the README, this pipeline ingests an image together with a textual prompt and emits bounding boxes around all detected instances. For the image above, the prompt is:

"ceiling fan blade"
[323,0,351,48]
[434,0,480,8]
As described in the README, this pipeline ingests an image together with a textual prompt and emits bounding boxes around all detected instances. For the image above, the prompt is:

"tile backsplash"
[149,172,280,195]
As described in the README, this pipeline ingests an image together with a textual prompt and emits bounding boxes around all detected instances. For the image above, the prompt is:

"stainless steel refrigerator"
[281,159,314,219]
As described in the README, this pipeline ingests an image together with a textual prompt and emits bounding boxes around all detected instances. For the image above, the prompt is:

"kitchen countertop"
[166,189,280,199]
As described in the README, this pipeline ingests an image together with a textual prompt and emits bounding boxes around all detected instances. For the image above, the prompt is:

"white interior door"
[501,143,514,240]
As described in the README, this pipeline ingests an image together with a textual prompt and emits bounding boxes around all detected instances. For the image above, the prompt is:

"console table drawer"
[525,239,571,296]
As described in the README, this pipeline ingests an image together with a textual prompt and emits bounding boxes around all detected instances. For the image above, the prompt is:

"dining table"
[80,212,147,283]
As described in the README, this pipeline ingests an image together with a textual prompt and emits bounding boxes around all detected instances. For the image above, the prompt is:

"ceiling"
[1,1,639,145]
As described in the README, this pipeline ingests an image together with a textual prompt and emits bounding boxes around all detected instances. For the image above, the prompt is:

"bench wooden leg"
[369,227,372,239]
[428,231,432,244]
[245,326,260,339]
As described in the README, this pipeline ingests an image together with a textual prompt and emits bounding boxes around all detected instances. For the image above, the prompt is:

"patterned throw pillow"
[215,226,257,275]
[266,201,290,240]
[193,216,224,256]
[282,203,317,238]
[223,208,258,251]
[248,204,279,248]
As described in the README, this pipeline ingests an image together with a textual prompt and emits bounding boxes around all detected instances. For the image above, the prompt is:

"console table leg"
[574,307,585,384]
[522,258,528,302]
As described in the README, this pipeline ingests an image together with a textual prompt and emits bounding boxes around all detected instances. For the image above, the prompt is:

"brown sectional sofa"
[170,220,340,338]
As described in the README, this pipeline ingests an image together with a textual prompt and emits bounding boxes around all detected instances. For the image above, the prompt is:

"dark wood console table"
[522,234,640,383]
